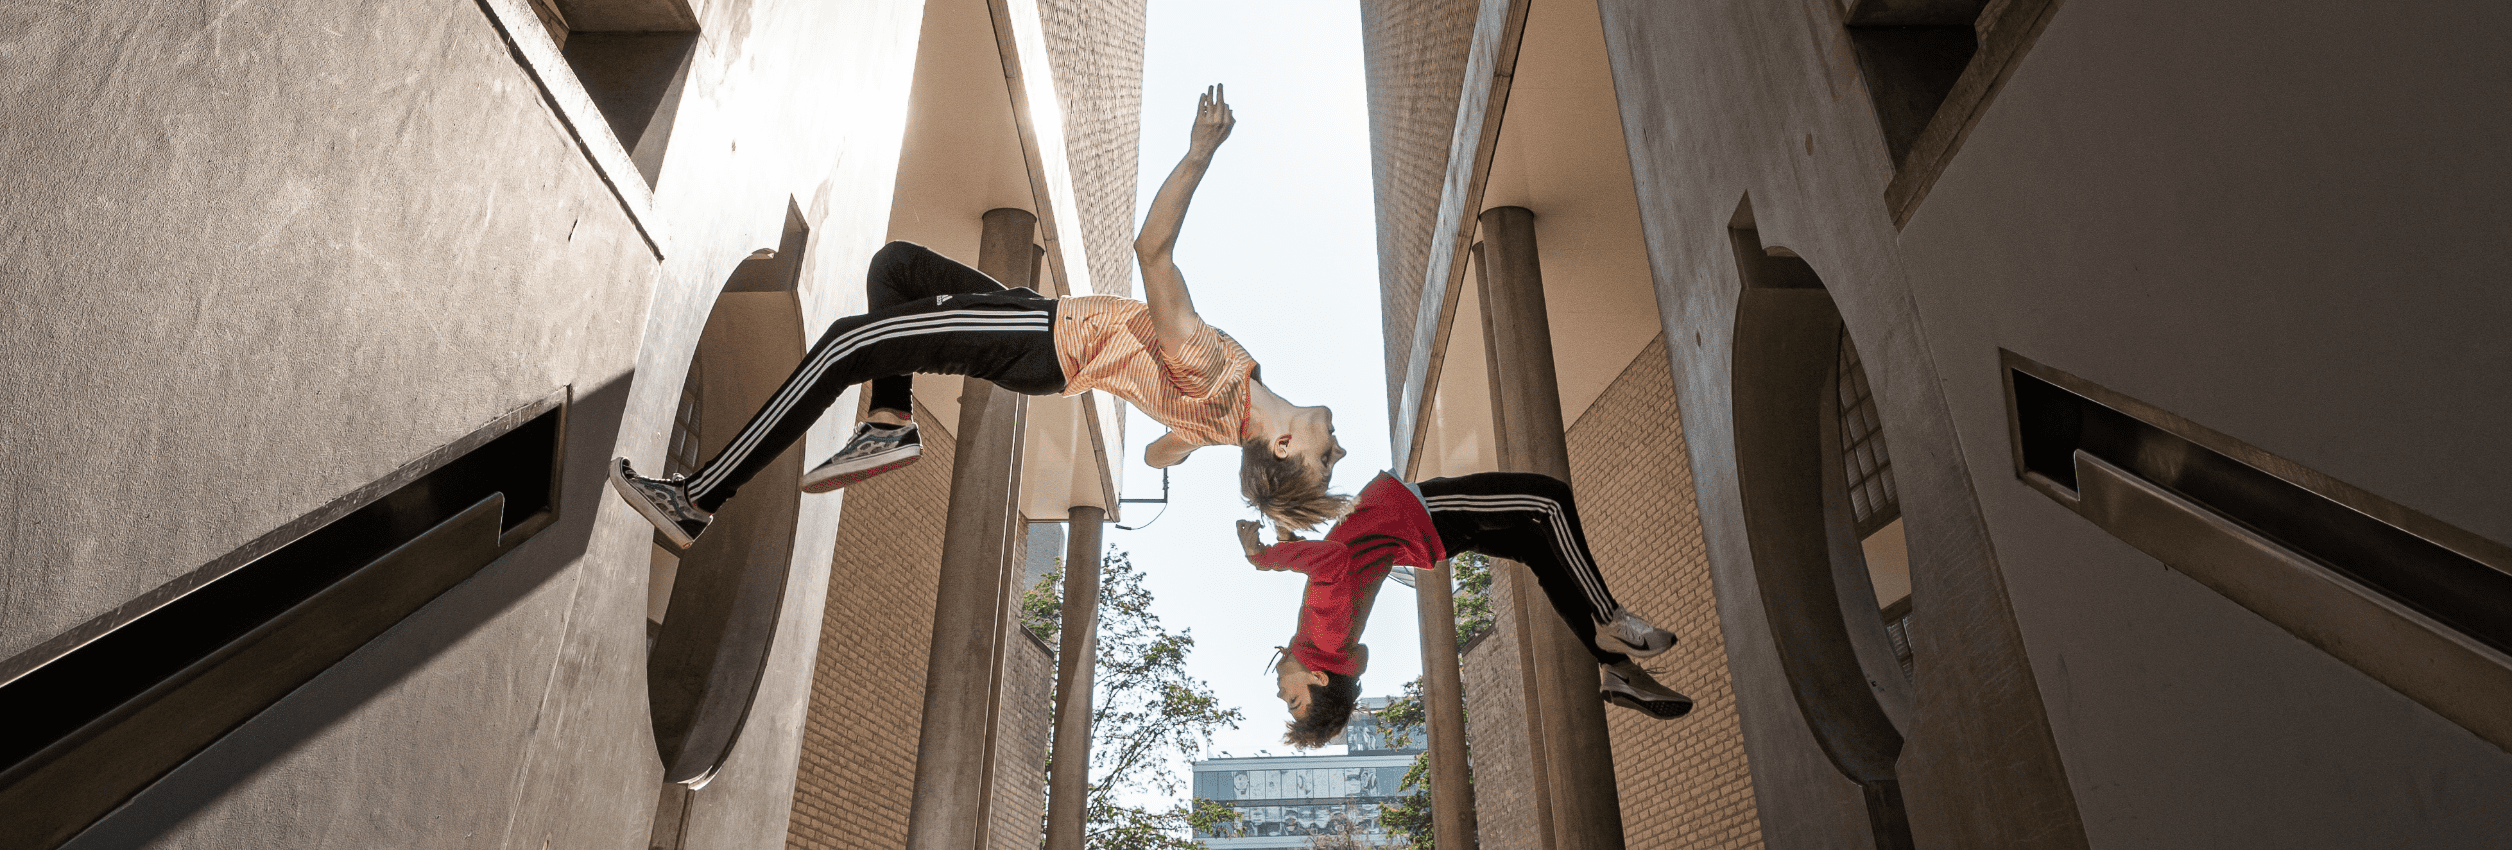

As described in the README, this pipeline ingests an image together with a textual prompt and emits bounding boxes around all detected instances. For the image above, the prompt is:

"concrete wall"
[2,0,927,846]
[1566,336,1764,850]
[1357,0,1481,416]
[1594,0,2512,846]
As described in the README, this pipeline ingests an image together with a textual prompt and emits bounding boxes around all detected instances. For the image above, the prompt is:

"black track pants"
[684,242,1064,511]
[1418,472,1630,665]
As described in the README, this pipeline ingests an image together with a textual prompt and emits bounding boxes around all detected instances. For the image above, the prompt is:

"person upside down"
[609,85,1348,548]
[1238,470,1694,748]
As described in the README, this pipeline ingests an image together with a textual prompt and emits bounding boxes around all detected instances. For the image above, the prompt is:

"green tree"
[1022,550,1244,850]
[1305,798,1399,850]
[1450,552,1495,647]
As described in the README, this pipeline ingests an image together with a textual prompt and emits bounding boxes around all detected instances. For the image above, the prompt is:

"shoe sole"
[1597,631,1678,659]
[1603,689,1694,719]
[800,450,921,494]
[610,459,697,549]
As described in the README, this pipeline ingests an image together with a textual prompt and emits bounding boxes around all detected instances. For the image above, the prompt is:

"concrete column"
[905,209,1038,850]
[1042,507,1105,850]
[1415,557,1481,849]
[1475,205,1624,850]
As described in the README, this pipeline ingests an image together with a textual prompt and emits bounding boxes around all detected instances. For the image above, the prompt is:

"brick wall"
[1462,579,1544,850]
[988,632,1056,850]
[1565,336,1762,850]
[1456,336,1764,849]
[1357,0,1480,413]
[1036,0,1147,297]
[785,404,956,849]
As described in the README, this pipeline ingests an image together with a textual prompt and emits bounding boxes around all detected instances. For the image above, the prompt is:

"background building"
[1192,698,1426,848]
[1361,0,2512,848]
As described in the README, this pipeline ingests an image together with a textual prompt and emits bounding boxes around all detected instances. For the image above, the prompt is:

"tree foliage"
[1304,799,1401,850]
[1451,553,1495,647]
[1022,550,1244,850]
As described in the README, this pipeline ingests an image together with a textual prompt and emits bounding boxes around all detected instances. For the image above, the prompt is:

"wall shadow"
[62,372,636,850]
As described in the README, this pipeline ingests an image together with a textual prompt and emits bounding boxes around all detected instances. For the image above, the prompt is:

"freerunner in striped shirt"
[610,85,1349,548]
[1236,471,1693,748]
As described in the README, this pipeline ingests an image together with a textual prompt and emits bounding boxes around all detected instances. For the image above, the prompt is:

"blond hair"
[1239,438,1349,530]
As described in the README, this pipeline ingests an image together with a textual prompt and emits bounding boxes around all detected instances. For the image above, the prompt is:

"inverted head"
[1240,407,1349,531]
[1275,653,1361,749]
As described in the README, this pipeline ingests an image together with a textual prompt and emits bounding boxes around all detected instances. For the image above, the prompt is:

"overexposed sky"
[1104,0,1416,785]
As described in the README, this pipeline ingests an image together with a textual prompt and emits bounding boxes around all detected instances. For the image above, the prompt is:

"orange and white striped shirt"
[1053,294,1258,451]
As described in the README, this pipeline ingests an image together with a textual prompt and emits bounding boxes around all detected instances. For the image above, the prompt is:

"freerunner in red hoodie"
[1238,470,1694,748]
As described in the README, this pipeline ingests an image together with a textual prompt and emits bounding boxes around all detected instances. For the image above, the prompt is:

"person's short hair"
[1241,438,1349,531]
[1282,671,1362,748]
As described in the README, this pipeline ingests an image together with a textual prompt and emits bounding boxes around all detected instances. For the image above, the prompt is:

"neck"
[1245,379,1299,438]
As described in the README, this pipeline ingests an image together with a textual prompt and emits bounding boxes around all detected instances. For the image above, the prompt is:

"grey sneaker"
[609,457,711,548]
[1595,606,1677,659]
[1601,661,1693,719]
[802,421,922,493]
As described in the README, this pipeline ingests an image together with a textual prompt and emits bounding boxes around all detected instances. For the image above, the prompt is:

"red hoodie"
[1252,472,1446,676]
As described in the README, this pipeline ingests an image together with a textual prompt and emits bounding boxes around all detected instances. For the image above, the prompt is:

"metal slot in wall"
[2002,352,2512,752]
[0,394,568,850]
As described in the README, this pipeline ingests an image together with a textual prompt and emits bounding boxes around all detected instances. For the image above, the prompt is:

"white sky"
[1103,0,1416,788]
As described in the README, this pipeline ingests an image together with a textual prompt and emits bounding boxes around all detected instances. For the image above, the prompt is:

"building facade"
[1362,0,2512,848]
[0,1,1142,849]
[1192,699,1427,848]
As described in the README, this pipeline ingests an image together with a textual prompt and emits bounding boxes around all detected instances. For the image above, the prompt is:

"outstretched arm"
[1134,84,1235,346]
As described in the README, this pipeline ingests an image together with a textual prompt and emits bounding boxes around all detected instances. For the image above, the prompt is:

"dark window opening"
[1844,0,1986,168]
[2009,366,2512,657]
[1834,329,1913,681]
[0,397,565,850]
[1841,0,2063,225]
[529,0,701,186]
[1837,328,1900,537]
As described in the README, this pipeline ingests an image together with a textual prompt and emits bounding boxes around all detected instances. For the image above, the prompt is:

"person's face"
[1275,405,1347,477]
[1275,654,1328,719]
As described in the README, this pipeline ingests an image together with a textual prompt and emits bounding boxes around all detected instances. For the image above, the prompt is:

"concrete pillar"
[1416,556,1481,849]
[905,209,1037,850]
[1475,205,1624,850]
[1042,507,1105,850]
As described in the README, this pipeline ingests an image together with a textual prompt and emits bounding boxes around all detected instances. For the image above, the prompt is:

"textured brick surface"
[1358,0,1479,412]
[990,632,1056,850]
[1566,336,1763,850]
[1036,0,1148,297]
[1457,337,1764,850]
[1461,581,1542,850]
[785,404,955,850]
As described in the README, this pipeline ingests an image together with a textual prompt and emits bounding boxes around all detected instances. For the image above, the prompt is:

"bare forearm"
[1136,149,1213,262]
[1136,85,1234,336]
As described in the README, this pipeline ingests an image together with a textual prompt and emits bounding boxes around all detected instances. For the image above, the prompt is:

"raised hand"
[1190,84,1235,154]
[1237,519,1271,562]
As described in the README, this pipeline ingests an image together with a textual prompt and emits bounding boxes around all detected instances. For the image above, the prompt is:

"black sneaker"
[1595,606,1677,659]
[801,421,923,493]
[609,457,712,548]
[1600,661,1693,719]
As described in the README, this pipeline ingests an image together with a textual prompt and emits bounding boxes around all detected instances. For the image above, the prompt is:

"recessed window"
[0,396,566,848]
[1837,328,1898,535]
[646,208,812,792]
[1842,0,2063,224]
[2005,351,2512,751]
[524,0,700,186]
[1729,203,1917,848]
[1834,329,1913,679]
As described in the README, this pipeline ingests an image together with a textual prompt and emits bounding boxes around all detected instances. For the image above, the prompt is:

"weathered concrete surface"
[3,0,927,847]
[1594,0,2512,846]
